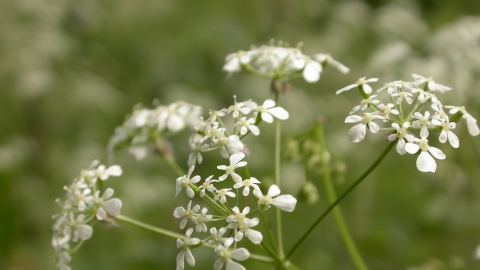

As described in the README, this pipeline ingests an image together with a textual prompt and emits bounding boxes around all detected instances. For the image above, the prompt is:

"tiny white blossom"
[302,59,323,83]
[175,167,201,198]
[345,113,381,143]
[349,95,380,114]
[377,81,402,94]
[233,177,261,196]
[235,117,260,136]
[214,188,236,203]
[174,201,200,229]
[438,119,459,148]
[227,96,252,118]
[227,207,263,244]
[391,91,413,105]
[188,133,209,167]
[176,228,200,270]
[253,184,297,212]
[192,207,213,232]
[412,111,434,138]
[387,122,414,155]
[209,227,228,246]
[214,237,250,270]
[198,175,218,197]
[405,137,446,172]
[69,214,93,242]
[377,103,399,122]
[313,53,350,74]
[55,251,72,270]
[336,77,379,95]
[445,106,480,136]
[254,99,289,123]
[410,87,431,103]
[412,73,452,92]
[93,188,122,220]
[213,129,244,158]
[217,152,247,182]
[223,51,252,74]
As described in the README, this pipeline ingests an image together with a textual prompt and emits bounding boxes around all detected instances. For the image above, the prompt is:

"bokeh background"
[1,0,480,269]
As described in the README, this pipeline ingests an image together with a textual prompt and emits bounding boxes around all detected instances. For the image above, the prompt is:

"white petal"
[362,84,372,94]
[368,122,379,133]
[349,105,361,114]
[396,138,407,155]
[303,61,322,83]
[185,248,195,266]
[467,117,480,136]
[263,99,276,109]
[103,198,122,216]
[267,184,281,197]
[447,131,459,148]
[76,225,93,240]
[230,248,250,261]
[102,188,114,200]
[248,125,260,136]
[231,173,242,183]
[348,124,366,143]
[420,126,429,138]
[96,207,107,220]
[336,84,357,95]
[428,147,446,160]
[417,151,437,172]
[214,259,225,270]
[345,115,362,123]
[226,260,246,270]
[267,107,289,120]
[230,152,245,165]
[261,112,273,123]
[186,187,195,198]
[246,229,263,244]
[439,130,448,143]
[168,114,185,132]
[106,165,122,177]
[405,143,420,154]
[272,195,297,212]
[176,250,185,270]
[174,207,186,218]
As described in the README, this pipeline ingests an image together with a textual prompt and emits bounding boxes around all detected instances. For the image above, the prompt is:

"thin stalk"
[116,214,184,239]
[317,126,368,270]
[259,206,279,254]
[286,142,394,260]
[274,92,284,259]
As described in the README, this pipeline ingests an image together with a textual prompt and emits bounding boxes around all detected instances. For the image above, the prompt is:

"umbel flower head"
[52,161,123,270]
[223,40,349,83]
[338,74,479,173]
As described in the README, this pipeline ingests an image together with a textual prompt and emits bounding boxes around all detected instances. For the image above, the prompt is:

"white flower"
[349,95,380,114]
[412,111,434,138]
[69,214,93,242]
[88,164,122,186]
[55,251,72,270]
[198,175,218,197]
[302,59,323,83]
[235,117,260,136]
[345,113,381,143]
[313,53,350,74]
[176,228,200,270]
[227,207,263,244]
[254,99,289,123]
[438,119,459,148]
[217,152,247,182]
[213,130,245,159]
[412,74,452,92]
[233,177,261,196]
[223,51,252,74]
[377,103,399,122]
[405,137,446,172]
[214,188,236,203]
[227,96,253,118]
[93,188,122,220]
[391,91,413,105]
[214,237,250,270]
[336,77,379,95]
[175,166,201,198]
[387,122,413,155]
[192,207,213,232]
[174,201,200,229]
[188,133,209,167]
[445,106,480,136]
[377,81,402,94]
[410,87,431,103]
[253,184,297,212]
[209,227,228,246]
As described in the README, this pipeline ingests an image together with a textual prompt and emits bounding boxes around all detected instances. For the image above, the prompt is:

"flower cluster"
[172,97,297,269]
[187,96,289,167]
[339,74,479,172]
[223,41,349,83]
[52,161,123,270]
[108,101,202,160]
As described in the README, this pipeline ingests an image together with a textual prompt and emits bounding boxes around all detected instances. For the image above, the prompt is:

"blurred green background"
[1,0,480,269]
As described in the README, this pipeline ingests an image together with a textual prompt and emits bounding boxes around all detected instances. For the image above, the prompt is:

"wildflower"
[223,51,252,74]
[412,73,452,92]
[198,175,218,197]
[217,152,247,182]
[213,130,244,159]
[227,207,263,244]
[175,166,201,198]
[227,96,253,118]
[233,177,261,196]
[412,111,434,138]
[209,227,228,247]
[377,103,399,122]
[445,105,480,136]
[214,188,236,204]
[188,133,209,167]
[93,188,122,220]
[69,214,93,242]
[391,91,413,105]
[253,184,297,212]
[377,81,402,94]
[336,77,379,95]
[235,117,260,136]
[192,207,213,232]
[438,119,459,148]
[176,228,200,270]
[405,137,446,172]
[387,122,413,155]
[349,95,380,114]
[214,237,250,270]
[345,113,381,143]
[55,251,72,270]
[86,164,122,187]
[253,99,289,123]
[302,59,323,83]
[174,201,200,230]
[313,53,350,74]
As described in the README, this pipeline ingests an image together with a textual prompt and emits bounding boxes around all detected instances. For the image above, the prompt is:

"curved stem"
[316,125,368,270]
[286,142,395,260]
[116,214,184,239]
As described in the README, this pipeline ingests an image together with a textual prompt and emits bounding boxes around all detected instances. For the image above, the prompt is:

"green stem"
[317,126,368,270]
[259,206,279,254]
[163,154,185,177]
[116,214,184,239]
[286,142,394,260]
[274,93,284,259]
